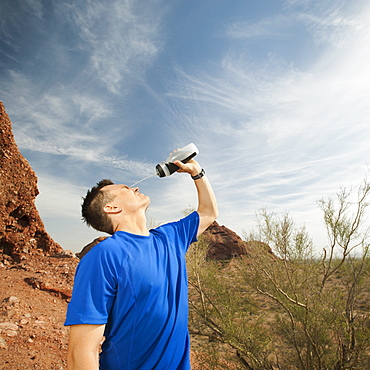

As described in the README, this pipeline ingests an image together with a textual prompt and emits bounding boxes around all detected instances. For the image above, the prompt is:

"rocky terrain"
[0,254,77,369]
[0,102,62,263]
[0,101,249,369]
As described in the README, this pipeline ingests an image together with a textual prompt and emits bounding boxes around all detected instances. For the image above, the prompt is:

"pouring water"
[130,173,157,187]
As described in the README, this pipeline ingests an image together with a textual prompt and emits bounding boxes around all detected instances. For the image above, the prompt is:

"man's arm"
[175,159,218,236]
[67,324,105,370]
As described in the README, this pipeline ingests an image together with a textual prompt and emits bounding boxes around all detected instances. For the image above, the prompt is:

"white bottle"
[156,143,199,178]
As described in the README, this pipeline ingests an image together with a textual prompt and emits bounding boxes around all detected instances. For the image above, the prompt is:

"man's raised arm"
[174,159,218,236]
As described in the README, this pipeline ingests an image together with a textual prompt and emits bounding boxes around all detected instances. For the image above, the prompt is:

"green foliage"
[253,208,315,261]
[187,176,370,369]
[187,236,273,369]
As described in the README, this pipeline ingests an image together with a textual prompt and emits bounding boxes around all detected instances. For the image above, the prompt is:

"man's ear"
[103,204,122,214]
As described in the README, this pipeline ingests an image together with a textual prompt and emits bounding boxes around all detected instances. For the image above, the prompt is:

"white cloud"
[3,70,154,175]
[72,94,112,123]
[161,1,370,250]
[285,0,369,48]
[61,0,164,93]
[1,0,166,180]
[226,14,293,40]
[174,1,370,149]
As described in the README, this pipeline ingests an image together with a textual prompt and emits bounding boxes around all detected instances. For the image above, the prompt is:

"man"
[65,157,217,369]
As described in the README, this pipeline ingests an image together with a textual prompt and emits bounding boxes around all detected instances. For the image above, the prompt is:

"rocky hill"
[204,220,247,259]
[0,101,62,264]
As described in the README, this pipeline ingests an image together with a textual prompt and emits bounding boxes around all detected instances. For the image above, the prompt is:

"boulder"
[202,221,247,260]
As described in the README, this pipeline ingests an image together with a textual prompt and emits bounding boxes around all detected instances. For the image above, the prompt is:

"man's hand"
[174,159,202,177]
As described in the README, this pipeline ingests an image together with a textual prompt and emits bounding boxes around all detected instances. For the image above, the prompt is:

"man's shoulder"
[154,211,199,230]
[78,234,129,262]
[151,211,199,244]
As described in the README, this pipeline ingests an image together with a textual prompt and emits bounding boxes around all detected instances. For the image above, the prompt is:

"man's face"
[103,184,150,213]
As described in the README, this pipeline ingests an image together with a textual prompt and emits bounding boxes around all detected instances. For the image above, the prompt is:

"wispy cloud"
[170,1,370,154]
[161,1,370,246]
[226,14,294,40]
[284,0,368,47]
[1,0,167,180]
[3,71,153,176]
[60,0,164,94]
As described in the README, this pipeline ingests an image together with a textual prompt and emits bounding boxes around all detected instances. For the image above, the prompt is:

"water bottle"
[156,143,199,178]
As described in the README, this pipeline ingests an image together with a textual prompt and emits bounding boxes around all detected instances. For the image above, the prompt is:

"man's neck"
[116,225,150,236]
[114,214,150,236]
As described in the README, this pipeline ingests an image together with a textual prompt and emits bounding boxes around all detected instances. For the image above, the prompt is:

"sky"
[1,0,369,254]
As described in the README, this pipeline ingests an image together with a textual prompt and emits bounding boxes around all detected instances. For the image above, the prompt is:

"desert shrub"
[187,235,274,369]
[188,177,370,369]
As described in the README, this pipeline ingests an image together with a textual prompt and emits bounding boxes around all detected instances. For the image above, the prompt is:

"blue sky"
[1,0,369,253]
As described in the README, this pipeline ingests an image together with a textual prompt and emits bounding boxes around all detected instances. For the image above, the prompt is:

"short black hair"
[81,179,116,234]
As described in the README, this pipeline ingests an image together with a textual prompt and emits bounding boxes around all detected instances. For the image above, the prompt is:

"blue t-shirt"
[65,211,199,370]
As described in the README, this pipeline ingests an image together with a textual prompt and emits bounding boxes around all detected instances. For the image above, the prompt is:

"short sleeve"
[64,241,119,326]
[155,211,199,253]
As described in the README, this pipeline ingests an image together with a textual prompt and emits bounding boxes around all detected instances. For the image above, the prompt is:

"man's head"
[82,179,151,234]
[81,179,116,234]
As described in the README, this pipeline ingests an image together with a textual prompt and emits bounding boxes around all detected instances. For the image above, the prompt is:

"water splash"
[130,173,157,187]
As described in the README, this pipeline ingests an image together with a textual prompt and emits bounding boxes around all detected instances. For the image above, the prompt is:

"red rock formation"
[0,102,62,263]
[202,221,274,260]
[202,221,247,260]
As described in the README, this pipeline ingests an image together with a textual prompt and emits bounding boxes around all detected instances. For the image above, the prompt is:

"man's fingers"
[174,160,186,172]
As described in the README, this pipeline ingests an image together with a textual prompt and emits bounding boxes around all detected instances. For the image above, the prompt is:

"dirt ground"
[0,255,209,370]
[0,255,77,370]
